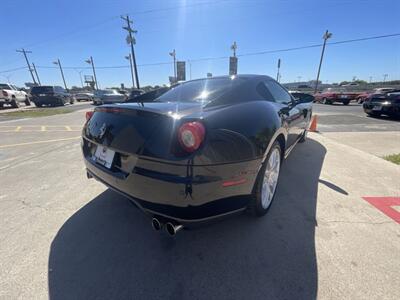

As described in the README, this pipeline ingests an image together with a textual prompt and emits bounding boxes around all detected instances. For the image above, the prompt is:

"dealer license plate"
[372,105,382,111]
[93,145,115,168]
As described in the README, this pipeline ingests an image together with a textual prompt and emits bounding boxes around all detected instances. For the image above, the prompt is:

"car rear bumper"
[82,138,261,223]
[363,103,400,116]
[32,96,63,104]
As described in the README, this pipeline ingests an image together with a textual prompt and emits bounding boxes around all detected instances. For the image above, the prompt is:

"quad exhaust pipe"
[151,217,183,236]
[151,217,163,231]
[165,222,183,237]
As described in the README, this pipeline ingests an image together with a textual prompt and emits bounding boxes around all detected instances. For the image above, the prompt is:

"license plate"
[39,94,46,96]
[93,145,115,168]
[340,95,348,99]
[372,105,382,111]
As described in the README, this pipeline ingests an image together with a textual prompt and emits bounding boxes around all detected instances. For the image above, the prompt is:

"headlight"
[382,101,391,105]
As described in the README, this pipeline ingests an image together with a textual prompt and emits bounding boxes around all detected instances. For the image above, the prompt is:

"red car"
[356,88,394,104]
[314,88,358,105]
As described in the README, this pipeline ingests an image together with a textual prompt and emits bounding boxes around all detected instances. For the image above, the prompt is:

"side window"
[265,80,292,104]
[256,81,274,101]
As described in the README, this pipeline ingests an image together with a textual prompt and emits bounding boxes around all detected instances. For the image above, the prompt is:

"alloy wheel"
[261,147,281,209]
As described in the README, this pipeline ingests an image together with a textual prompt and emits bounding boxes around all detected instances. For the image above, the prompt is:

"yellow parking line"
[0,136,80,148]
[65,126,72,131]
[41,126,46,132]
[15,126,21,132]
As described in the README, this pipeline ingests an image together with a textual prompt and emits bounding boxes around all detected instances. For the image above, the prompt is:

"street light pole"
[125,54,135,89]
[122,15,140,89]
[231,41,237,57]
[85,56,99,90]
[16,48,37,85]
[32,63,41,85]
[276,58,281,82]
[314,30,332,94]
[169,49,176,80]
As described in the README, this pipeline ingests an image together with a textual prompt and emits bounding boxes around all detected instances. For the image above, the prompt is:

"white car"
[74,92,94,102]
[93,89,127,105]
[0,83,31,108]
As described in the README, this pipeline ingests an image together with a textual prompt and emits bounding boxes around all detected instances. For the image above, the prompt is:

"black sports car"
[363,90,400,118]
[82,75,312,235]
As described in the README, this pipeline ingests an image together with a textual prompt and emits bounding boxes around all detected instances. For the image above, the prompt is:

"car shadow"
[48,139,327,300]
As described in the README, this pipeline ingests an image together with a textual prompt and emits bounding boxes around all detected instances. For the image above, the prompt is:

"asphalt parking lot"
[0,103,399,299]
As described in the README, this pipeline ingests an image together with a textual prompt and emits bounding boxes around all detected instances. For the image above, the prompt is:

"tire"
[0,103,3,108]
[11,98,20,108]
[299,129,307,143]
[69,97,75,104]
[24,96,31,106]
[34,102,41,107]
[249,141,282,216]
[357,98,363,104]
[322,98,331,105]
[343,100,350,105]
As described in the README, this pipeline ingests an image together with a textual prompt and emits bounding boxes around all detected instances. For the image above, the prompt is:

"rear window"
[0,84,10,89]
[157,77,245,103]
[31,86,54,94]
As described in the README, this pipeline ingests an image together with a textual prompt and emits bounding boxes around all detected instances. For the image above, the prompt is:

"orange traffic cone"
[309,115,318,132]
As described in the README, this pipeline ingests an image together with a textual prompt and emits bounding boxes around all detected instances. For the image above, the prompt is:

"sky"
[0,0,399,88]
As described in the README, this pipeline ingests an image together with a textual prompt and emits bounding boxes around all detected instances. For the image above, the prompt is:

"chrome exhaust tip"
[165,222,183,237]
[151,217,163,231]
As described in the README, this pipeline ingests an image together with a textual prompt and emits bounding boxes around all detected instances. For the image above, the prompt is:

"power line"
[19,0,230,50]
[0,66,27,74]
[3,32,400,73]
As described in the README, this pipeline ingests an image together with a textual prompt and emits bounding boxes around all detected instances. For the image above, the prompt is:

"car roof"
[185,74,275,83]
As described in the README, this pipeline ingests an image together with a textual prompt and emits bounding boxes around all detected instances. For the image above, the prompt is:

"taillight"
[85,111,94,122]
[2,90,7,97]
[178,122,205,153]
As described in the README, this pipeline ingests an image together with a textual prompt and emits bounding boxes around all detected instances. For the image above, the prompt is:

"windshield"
[157,77,244,103]
[30,86,54,94]
[0,84,11,89]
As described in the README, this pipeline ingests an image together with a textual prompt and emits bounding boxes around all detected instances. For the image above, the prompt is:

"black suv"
[30,86,74,107]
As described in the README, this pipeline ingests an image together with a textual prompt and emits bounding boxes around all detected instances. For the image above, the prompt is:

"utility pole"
[276,58,281,82]
[32,63,41,85]
[16,48,37,85]
[314,30,332,94]
[125,54,135,89]
[189,60,192,80]
[121,15,140,89]
[369,76,373,84]
[85,56,99,90]
[53,59,68,90]
[297,76,302,83]
[169,49,177,81]
[383,74,388,84]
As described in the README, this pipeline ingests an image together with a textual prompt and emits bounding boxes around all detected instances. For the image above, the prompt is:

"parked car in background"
[82,75,312,235]
[93,89,127,105]
[74,92,94,102]
[289,91,315,103]
[128,88,144,100]
[0,83,31,108]
[356,88,395,104]
[30,86,74,107]
[127,87,170,102]
[314,88,358,105]
[363,90,400,118]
